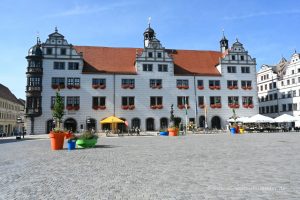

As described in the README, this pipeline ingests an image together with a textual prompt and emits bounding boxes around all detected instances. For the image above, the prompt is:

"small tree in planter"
[49,91,66,150]
[168,104,178,136]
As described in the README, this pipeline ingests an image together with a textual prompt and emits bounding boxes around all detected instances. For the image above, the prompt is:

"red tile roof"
[0,84,22,104]
[74,46,222,76]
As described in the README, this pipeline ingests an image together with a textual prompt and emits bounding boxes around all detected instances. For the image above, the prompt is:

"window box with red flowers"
[67,85,73,89]
[197,85,204,90]
[92,84,99,89]
[199,104,205,109]
[151,105,157,109]
[74,105,80,110]
[178,104,185,109]
[243,104,249,108]
[52,84,59,89]
[242,86,247,90]
[228,86,234,90]
[92,105,98,110]
[99,85,106,89]
[177,85,183,89]
[156,105,163,109]
[182,85,189,89]
[129,85,135,89]
[99,105,106,110]
[233,85,238,89]
[215,86,221,90]
[74,85,80,89]
[156,85,162,89]
[228,104,235,108]
[210,104,216,108]
[209,86,215,90]
[128,105,135,110]
[67,105,73,110]
[122,84,129,89]
[215,103,222,108]
[122,105,129,110]
[247,86,252,90]
[59,84,65,89]
[248,104,254,108]
[234,104,240,108]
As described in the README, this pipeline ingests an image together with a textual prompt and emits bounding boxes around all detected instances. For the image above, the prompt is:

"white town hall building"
[25,25,258,134]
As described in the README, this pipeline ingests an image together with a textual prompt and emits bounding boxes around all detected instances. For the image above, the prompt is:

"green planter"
[76,138,98,148]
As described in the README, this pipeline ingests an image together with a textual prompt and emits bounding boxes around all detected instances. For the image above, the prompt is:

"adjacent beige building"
[0,84,25,136]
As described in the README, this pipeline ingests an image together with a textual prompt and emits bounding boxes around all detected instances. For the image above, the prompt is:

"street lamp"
[16,117,22,140]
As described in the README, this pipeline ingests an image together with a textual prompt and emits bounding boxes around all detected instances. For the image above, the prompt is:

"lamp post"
[16,117,22,139]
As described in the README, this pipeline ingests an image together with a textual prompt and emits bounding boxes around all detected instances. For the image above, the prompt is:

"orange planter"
[168,128,178,136]
[49,131,66,150]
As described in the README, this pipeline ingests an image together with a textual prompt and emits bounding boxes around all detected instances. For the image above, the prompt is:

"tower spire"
[220,29,228,53]
[148,17,151,28]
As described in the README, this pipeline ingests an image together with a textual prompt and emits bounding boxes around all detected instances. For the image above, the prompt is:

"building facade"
[0,84,25,135]
[257,52,300,118]
[25,26,258,134]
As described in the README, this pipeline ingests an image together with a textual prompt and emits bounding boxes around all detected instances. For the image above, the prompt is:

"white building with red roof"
[25,25,258,134]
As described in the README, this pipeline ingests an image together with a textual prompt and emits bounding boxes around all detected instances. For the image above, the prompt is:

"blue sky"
[1,0,300,99]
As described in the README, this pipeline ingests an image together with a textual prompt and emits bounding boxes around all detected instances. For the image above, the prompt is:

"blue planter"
[159,131,169,136]
[230,128,236,134]
[67,140,76,150]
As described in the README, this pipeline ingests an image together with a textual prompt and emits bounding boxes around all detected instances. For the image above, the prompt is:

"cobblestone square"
[0,133,300,199]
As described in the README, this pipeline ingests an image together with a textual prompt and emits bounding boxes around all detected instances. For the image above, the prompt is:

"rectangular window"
[228,96,239,105]
[242,96,253,105]
[92,97,106,108]
[209,80,220,89]
[269,94,273,101]
[157,52,162,58]
[292,78,295,84]
[282,104,286,112]
[273,82,276,88]
[292,70,295,74]
[67,78,80,88]
[210,96,221,105]
[198,96,204,106]
[269,83,272,89]
[148,52,153,58]
[51,96,65,108]
[241,55,244,60]
[197,80,203,87]
[121,79,135,89]
[270,106,274,113]
[46,48,52,55]
[143,64,153,71]
[275,105,278,113]
[122,97,135,106]
[158,64,168,72]
[274,93,278,99]
[281,81,284,86]
[281,92,285,99]
[92,78,106,86]
[177,79,189,89]
[265,84,267,90]
[52,77,65,88]
[150,96,163,106]
[177,96,189,107]
[293,103,297,111]
[227,66,236,73]
[241,66,250,73]
[232,55,235,60]
[227,80,238,88]
[241,80,252,89]
[61,48,66,55]
[53,62,65,70]
[266,106,269,113]
[288,103,293,111]
[150,79,162,88]
[293,90,297,97]
[66,96,80,106]
[287,91,292,98]
[287,80,290,85]
[68,62,79,70]
[28,77,41,86]
[260,85,263,91]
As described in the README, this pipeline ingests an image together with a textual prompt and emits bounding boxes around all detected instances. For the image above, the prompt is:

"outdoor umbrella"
[243,114,275,123]
[100,116,124,133]
[274,114,297,123]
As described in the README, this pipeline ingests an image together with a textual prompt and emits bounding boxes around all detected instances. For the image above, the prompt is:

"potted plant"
[159,128,168,136]
[49,91,66,150]
[65,131,77,150]
[167,104,179,136]
[76,131,98,148]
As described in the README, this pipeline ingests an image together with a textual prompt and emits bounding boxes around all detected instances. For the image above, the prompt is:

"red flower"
[92,84,99,89]
[199,104,205,108]
[122,84,129,89]
[67,85,73,89]
[99,85,106,89]
[67,105,73,110]
[93,105,98,110]
[99,105,106,110]
[151,105,157,109]
[248,104,254,108]
[156,105,163,109]
[129,85,135,89]
[210,104,216,108]
[247,86,252,90]
[122,105,129,110]
[74,105,80,110]
[129,105,135,110]
[209,86,215,90]
[197,86,204,90]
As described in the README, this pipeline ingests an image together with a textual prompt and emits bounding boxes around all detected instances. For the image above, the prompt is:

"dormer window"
[148,52,153,58]
[157,52,162,58]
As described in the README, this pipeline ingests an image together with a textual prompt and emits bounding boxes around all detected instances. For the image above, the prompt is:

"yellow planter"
[239,128,244,134]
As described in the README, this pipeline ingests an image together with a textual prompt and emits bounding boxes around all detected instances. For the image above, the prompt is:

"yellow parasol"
[100,116,124,134]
